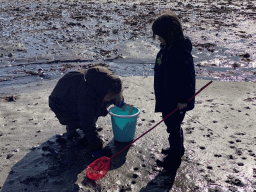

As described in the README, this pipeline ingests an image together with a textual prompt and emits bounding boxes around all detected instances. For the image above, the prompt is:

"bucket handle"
[129,105,134,115]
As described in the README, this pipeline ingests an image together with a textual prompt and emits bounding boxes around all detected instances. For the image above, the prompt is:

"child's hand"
[177,103,187,110]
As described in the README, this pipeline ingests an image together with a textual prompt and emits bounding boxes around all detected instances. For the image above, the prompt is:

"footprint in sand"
[235,149,243,156]
[206,165,213,170]
[133,167,139,171]
[228,155,236,160]
[188,140,196,144]
[249,152,256,157]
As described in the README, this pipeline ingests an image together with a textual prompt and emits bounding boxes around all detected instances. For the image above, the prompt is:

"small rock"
[8,53,13,57]
[133,167,139,171]
[6,154,14,159]
[226,175,244,187]
[239,53,250,58]
[96,127,103,132]
[26,71,38,75]
[5,96,16,102]
[207,166,213,170]
[132,174,138,178]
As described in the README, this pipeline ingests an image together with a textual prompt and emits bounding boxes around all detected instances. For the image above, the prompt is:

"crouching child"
[49,66,127,155]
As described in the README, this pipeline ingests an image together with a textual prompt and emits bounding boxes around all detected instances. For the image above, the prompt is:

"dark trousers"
[162,110,186,170]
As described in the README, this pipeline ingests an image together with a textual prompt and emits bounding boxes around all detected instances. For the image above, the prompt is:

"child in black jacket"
[152,13,195,175]
[49,66,127,156]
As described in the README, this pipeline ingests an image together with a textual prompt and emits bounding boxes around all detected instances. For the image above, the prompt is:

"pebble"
[6,153,14,159]
[206,165,213,170]
[226,175,244,187]
[8,53,13,57]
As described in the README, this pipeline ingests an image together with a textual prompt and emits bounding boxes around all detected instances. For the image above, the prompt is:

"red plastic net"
[86,156,111,180]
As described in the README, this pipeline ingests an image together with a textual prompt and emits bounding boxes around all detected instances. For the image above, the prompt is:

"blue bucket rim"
[109,106,140,118]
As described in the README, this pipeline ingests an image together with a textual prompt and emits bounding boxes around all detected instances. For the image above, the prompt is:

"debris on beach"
[4,95,17,102]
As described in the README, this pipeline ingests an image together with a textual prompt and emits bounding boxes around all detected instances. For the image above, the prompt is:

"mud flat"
[0,77,256,192]
[0,0,256,85]
[1,0,256,191]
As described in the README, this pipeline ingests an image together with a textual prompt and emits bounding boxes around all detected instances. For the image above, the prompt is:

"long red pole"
[110,80,213,160]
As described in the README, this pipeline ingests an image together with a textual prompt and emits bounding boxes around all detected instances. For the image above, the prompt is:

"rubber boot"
[162,146,185,157]
[156,152,181,174]
[66,125,78,139]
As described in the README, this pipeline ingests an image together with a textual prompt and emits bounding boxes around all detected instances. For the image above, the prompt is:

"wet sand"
[0,77,256,192]
[1,0,256,85]
[1,0,256,191]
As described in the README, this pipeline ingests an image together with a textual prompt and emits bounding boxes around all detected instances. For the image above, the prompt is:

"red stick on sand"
[86,81,213,181]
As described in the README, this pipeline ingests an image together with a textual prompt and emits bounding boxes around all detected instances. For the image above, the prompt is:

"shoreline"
[1,77,256,191]
[1,0,256,85]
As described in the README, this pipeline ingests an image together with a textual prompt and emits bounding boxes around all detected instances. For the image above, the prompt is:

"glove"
[116,99,126,108]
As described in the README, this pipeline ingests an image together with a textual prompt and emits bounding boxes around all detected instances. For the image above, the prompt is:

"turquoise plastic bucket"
[109,106,140,142]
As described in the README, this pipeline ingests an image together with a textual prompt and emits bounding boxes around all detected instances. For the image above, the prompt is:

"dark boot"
[156,152,181,174]
[162,146,185,157]
[78,136,88,146]
[66,125,79,139]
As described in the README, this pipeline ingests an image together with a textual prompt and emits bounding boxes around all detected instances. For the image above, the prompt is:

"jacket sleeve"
[176,50,195,103]
[108,93,126,108]
[162,48,195,112]
[115,93,126,108]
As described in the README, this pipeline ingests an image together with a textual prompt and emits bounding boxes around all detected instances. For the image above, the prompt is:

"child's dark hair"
[109,78,122,95]
[152,12,184,46]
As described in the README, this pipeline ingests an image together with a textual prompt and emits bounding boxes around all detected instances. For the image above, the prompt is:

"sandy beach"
[0,77,256,192]
[1,0,256,191]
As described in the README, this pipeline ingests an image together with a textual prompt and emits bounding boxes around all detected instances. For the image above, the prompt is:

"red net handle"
[110,80,213,160]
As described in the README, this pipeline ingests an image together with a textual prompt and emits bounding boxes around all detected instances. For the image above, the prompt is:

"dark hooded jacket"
[154,37,195,113]
[49,66,122,134]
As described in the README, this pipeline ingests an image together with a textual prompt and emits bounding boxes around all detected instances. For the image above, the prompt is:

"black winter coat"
[154,37,195,113]
[49,66,122,133]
